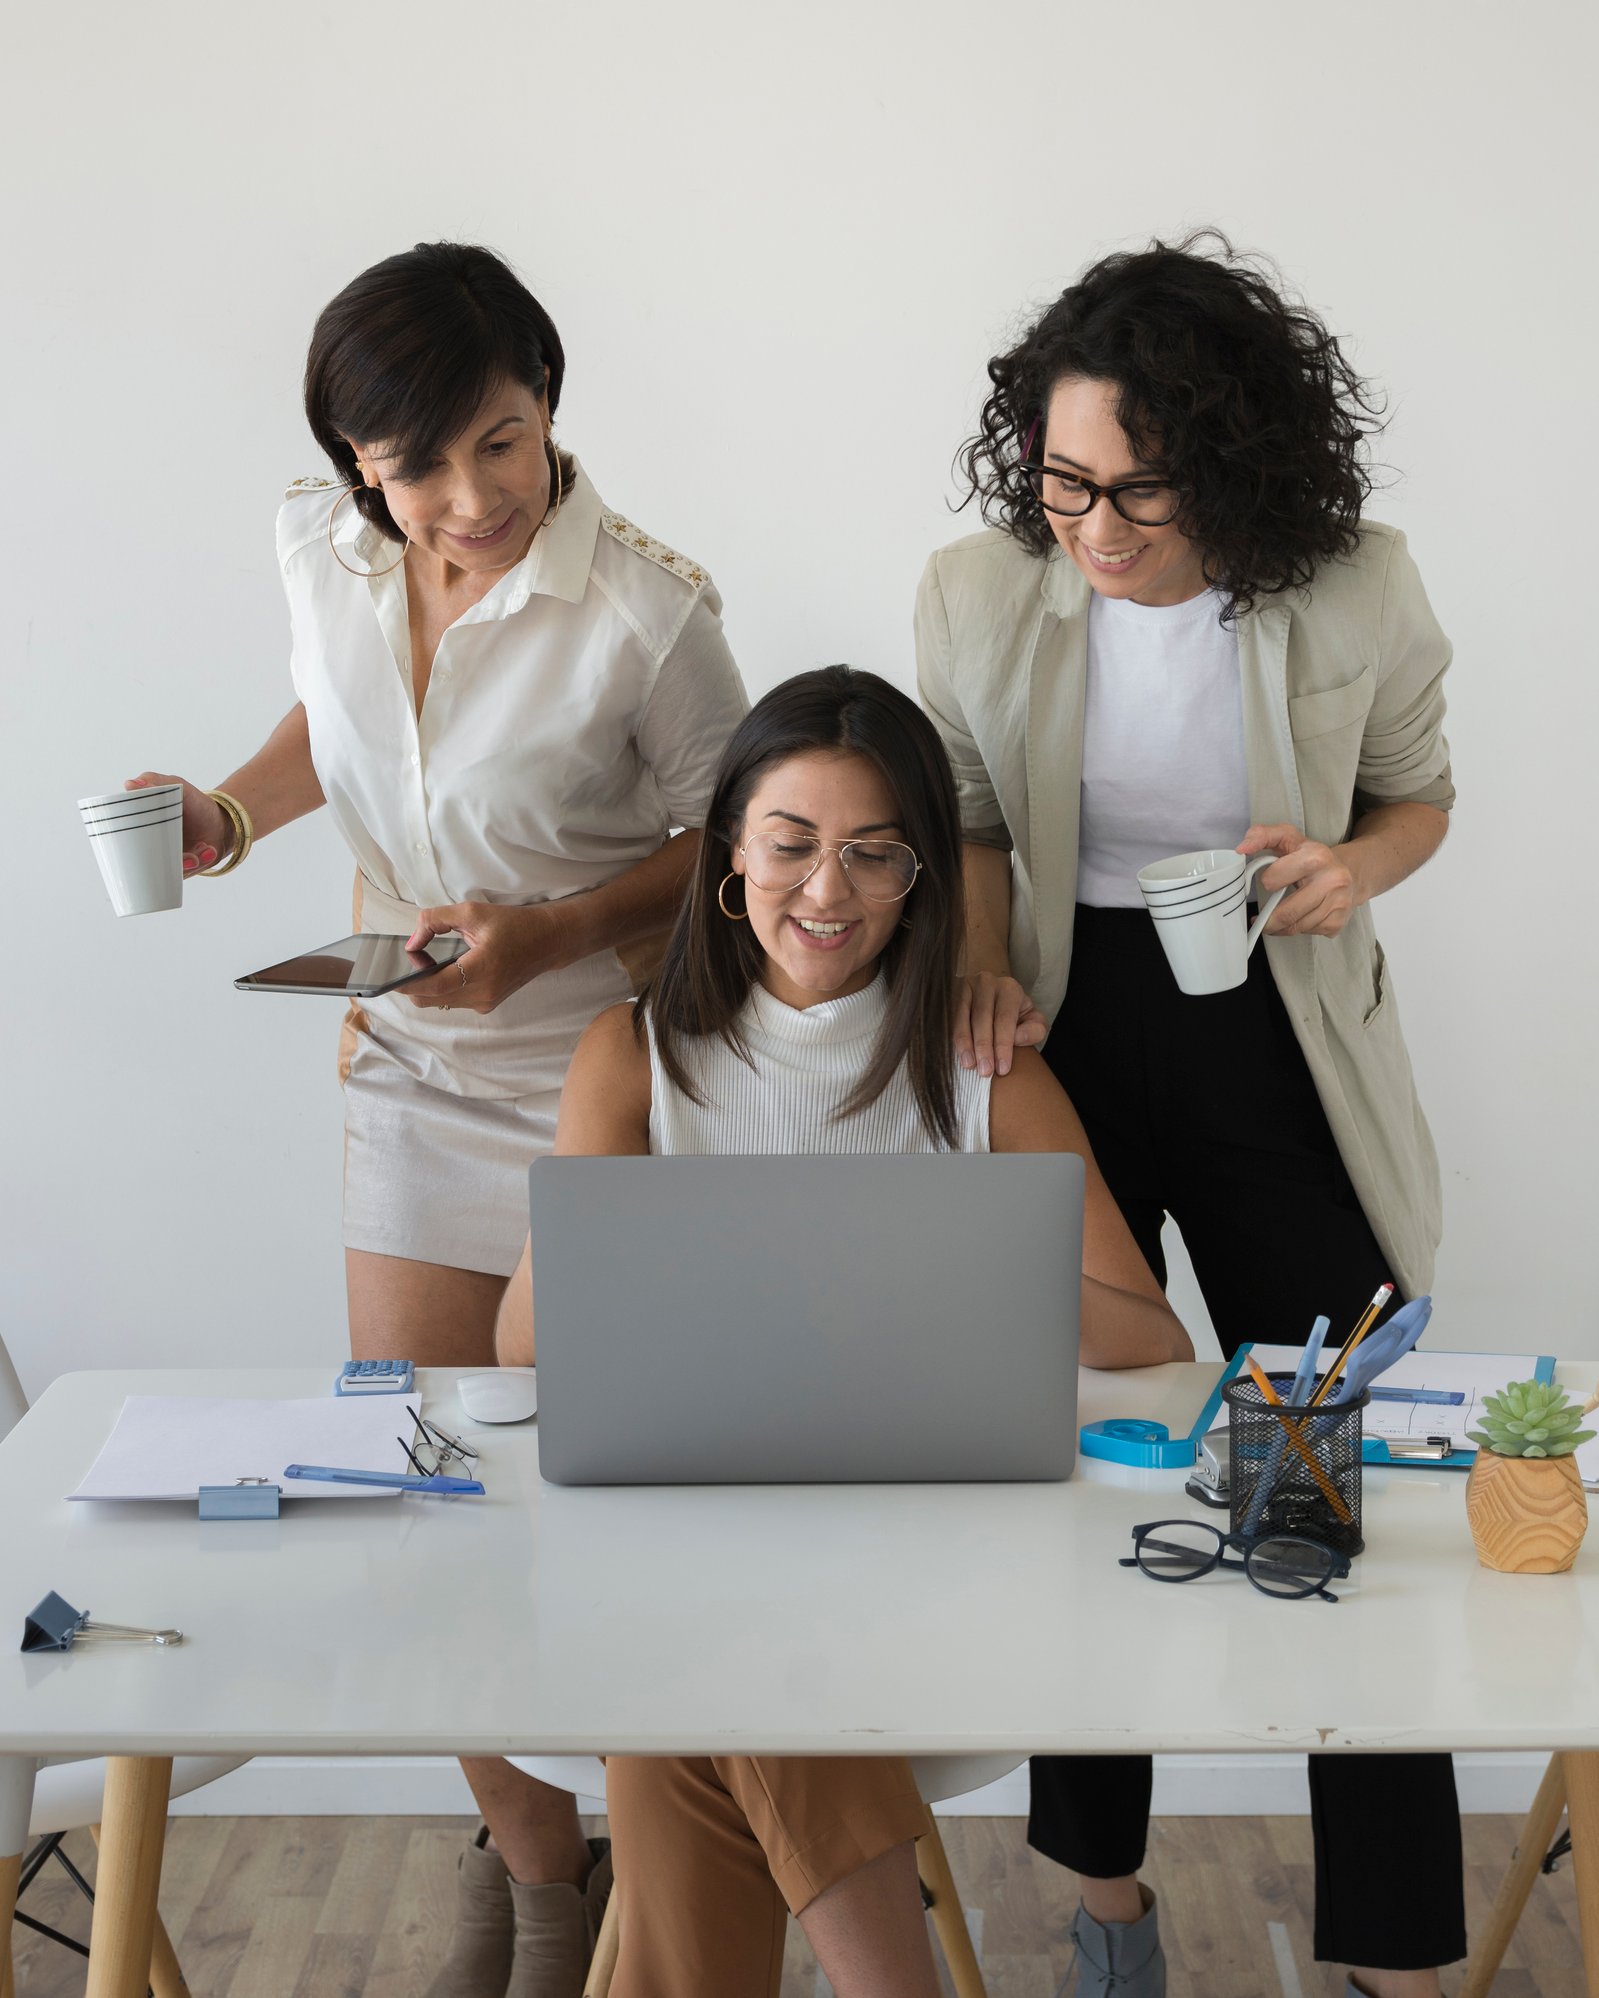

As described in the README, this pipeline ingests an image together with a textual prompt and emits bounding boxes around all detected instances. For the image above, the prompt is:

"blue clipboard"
[1079,1348,1249,1469]
[1359,1353,1556,1471]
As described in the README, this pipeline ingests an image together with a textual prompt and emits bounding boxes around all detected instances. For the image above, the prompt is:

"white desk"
[3,1364,1598,1994]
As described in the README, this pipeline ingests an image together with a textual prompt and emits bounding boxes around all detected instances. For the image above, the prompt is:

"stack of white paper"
[69,1394,424,1501]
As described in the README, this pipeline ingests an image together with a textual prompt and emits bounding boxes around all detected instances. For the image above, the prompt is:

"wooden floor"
[8,1813,1588,1997]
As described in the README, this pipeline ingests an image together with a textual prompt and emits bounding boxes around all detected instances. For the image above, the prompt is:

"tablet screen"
[236,932,468,995]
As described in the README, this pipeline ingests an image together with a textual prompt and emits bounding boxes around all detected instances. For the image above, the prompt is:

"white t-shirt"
[1076,588,1251,909]
[277,460,749,1098]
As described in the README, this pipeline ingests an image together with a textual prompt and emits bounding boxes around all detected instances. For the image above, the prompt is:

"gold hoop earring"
[327,484,408,578]
[717,872,749,921]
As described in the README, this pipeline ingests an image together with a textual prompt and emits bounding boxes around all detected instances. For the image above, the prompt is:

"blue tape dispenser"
[1080,1417,1198,1469]
[1078,1349,1249,1470]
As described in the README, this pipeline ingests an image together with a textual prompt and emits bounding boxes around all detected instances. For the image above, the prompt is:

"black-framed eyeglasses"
[739,833,922,903]
[1019,463,1184,527]
[1119,1518,1351,1603]
[400,1412,480,1481]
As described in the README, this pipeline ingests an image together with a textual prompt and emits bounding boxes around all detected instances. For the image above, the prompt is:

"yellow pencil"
[1308,1282,1395,1411]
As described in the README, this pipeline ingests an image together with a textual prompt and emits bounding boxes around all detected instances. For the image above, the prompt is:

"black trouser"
[1030,905,1465,1969]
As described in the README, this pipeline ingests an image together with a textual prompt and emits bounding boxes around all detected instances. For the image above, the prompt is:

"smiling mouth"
[1082,544,1143,567]
[448,512,516,545]
[788,916,858,948]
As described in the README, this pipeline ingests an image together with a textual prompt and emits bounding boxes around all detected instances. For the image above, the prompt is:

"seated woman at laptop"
[495,666,1190,1998]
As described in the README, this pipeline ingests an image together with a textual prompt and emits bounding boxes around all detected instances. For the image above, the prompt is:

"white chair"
[0,1336,249,1997]
[511,1751,1021,1998]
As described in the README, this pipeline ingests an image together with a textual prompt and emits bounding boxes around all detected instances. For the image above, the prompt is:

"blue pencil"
[1368,1386,1465,1406]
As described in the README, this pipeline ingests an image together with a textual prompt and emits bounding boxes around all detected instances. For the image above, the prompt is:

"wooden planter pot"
[1465,1450,1589,1573]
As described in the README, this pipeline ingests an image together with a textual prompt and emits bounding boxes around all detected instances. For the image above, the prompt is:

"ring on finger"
[457,962,468,990]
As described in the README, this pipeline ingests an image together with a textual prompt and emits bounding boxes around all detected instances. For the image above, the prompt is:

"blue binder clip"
[21,1591,183,1652]
[198,1481,281,1520]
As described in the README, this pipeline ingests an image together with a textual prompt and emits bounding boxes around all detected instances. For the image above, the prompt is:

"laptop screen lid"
[529,1153,1083,1486]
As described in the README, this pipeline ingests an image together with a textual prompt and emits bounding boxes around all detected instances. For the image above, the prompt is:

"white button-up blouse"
[277,461,749,1099]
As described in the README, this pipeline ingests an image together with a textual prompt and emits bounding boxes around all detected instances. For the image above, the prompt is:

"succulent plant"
[1469,1379,1595,1459]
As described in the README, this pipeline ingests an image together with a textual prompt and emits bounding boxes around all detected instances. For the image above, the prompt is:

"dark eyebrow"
[1044,450,1161,480]
[762,810,903,836]
[477,415,524,444]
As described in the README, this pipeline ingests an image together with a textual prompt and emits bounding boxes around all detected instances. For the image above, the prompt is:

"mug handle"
[1242,853,1287,957]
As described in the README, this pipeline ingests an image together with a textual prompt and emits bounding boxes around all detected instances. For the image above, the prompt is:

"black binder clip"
[21,1591,183,1653]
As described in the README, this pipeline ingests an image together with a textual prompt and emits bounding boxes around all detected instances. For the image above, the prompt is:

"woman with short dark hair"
[129,240,748,1998]
[922,232,1460,1998]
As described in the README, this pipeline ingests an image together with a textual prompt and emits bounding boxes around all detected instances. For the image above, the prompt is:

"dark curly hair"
[956,230,1385,617]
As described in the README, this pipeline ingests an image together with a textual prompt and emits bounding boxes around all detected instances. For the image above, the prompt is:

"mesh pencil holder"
[1224,1375,1367,1559]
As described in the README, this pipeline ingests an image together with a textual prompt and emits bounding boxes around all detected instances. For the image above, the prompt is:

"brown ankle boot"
[505,1839,612,1998]
[425,1826,514,1998]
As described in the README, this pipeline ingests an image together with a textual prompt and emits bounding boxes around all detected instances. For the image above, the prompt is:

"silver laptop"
[529,1154,1084,1485]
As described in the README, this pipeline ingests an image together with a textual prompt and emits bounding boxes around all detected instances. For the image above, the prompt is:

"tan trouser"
[606,1755,930,1998]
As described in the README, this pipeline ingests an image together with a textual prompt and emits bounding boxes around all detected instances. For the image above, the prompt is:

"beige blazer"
[915,521,1455,1296]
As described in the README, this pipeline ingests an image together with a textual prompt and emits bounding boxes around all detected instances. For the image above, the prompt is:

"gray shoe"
[505,1839,612,1998]
[1060,1887,1165,1997]
[425,1825,514,1998]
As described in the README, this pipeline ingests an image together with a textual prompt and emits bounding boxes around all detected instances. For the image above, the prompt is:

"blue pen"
[1368,1385,1465,1406]
[1289,1316,1331,1407]
[282,1464,485,1496]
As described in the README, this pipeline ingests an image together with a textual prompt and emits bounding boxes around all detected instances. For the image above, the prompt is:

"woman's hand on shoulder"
[125,772,231,878]
[954,972,1048,1078]
[1237,825,1357,938]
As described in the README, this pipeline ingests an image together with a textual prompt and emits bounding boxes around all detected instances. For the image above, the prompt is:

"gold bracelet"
[199,790,254,875]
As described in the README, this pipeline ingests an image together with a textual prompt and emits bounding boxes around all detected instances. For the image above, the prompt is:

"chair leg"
[1460,1752,1568,1998]
[89,1828,188,1997]
[84,1756,173,1998]
[1564,1752,1599,1998]
[584,1880,620,1998]
[916,1820,986,1998]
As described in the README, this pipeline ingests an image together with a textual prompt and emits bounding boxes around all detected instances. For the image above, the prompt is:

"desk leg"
[1459,1753,1567,1998]
[89,1825,189,1995]
[0,1756,39,1998]
[1565,1752,1599,1998]
[85,1755,173,1998]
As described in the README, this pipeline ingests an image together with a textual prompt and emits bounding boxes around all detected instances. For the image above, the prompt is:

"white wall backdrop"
[4,0,1596,1396]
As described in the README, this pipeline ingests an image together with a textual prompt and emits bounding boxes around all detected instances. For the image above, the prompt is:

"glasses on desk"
[399,1413,480,1482]
[1120,1519,1351,1604]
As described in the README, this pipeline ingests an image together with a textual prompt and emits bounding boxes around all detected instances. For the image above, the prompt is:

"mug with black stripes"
[1135,848,1287,996]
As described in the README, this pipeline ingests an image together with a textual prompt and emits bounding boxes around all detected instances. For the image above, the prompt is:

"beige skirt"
[341,1030,558,1276]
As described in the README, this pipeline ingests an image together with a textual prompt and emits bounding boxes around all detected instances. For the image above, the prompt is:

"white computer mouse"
[457,1369,538,1425]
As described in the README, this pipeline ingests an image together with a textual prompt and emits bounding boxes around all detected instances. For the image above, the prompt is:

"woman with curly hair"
[917,234,1461,1998]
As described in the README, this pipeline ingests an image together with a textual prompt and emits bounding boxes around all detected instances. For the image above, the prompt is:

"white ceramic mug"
[1136,848,1286,996]
[80,790,183,916]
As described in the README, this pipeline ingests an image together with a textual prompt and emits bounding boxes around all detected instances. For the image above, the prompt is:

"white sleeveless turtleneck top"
[645,977,991,1155]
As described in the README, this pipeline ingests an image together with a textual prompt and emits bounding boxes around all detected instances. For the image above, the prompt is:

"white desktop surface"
[1,1364,1596,1762]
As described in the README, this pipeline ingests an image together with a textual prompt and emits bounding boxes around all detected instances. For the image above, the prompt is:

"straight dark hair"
[303,241,576,544]
[642,667,965,1146]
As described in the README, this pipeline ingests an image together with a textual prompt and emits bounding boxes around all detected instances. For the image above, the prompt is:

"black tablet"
[234,932,469,997]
